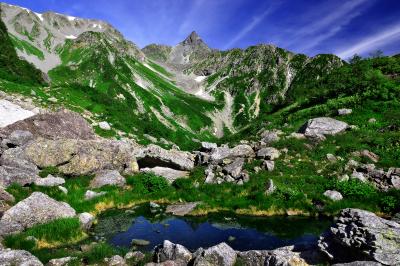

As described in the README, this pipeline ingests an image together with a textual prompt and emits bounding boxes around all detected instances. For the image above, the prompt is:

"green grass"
[9,34,45,60]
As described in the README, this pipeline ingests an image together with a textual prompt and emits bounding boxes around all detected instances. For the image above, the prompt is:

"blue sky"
[3,0,400,58]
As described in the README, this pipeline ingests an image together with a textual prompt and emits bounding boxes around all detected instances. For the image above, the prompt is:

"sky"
[2,0,400,59]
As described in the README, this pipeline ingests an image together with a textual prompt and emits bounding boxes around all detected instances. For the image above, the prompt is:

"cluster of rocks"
[345,158,400,191]
[195,142,280,185]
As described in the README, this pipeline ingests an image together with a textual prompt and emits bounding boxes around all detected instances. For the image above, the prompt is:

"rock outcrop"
[318,208,400,265]
[155,240,193,265]
[193,243,237,266]
[0,192,76,236]
[141,167,189,184]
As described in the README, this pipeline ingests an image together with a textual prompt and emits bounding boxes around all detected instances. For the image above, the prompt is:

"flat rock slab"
[166,202,199,216]
[141,167,189,184]
[0,100,35,128]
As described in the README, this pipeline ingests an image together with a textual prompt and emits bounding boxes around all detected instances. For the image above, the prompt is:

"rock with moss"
[0,192,76,236]
[318,208,400,265]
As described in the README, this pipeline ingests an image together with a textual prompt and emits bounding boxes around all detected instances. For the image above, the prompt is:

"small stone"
[0,186,15,203]
[125,251,145,261]
[338,174,350,182]
[326,154,337,162]
[265,179,276,195]
[351,171,367,182]
[391,176,400,189]
[150,202,161,209]
[262,160,275,172]
[47,257,77,266]
[360,150,380,163]
[257,147,280,160]
[106,255,127,266]
[34,175,65,187]
[368,118,377,123]
[201,142,217,151]
[78,212,95,230]
[58,186,68,194]
[338,108,352,115]
[48,97,58,103]
[131,239,150,246]
[84,190,106,200]
[323,190,343,201]
[99,121,111,130]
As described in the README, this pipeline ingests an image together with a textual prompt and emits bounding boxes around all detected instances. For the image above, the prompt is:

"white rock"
[99,121,111,130]
[0,100,35,128]
[338,109,352,115]
[78,212,95,230]
[84,190,106,200]
[323,190,343,201]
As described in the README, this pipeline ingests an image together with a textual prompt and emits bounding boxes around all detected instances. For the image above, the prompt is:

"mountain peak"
[182,31,204,46]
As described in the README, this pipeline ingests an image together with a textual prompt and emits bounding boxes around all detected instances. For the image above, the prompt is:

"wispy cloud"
[223,5,277,50]
[337,22,400,58]
[178,0,205,34]
[289,0,369,52]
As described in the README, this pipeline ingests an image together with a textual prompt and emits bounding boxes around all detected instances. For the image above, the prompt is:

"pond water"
[92,204,332,252]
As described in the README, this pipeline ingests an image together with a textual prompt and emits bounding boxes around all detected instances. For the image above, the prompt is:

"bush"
[128,173,170,194]
[332,179,378,199]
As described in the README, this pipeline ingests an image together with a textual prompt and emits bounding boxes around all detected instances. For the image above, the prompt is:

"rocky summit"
[0,1,399,266]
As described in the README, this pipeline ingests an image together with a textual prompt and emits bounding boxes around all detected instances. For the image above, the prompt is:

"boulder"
[166,202,199,216]
[0,110,95,140]
[326,154,337,162]
[338,109,352,115]
[209,146,231,162]
[78,212,95,230]
[0,249,43,266]
[318,208,400,265]
[155,240,192,265]
[300,117,349,136]
[229,145,255,158]
[99,121,111,131]
[223,158,244,179]
[136,144,194,171]
[34,175,65,187]
[323,190,343,201]
[351,171,367,182]
[193,242,236,266]
[125,251,145,262]
[257,147,280,160]
[360,150,380,163]
[141,167,189,184]
[0,192,76,236]
[90,170,126,188]
[23,138,139,176]
[237,245,311,266]
[260,130,280,144]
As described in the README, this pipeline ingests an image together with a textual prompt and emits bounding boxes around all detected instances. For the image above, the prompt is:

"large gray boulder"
[0,192,76,236]
[0,249,43,266]
[22,138,139,176]
[209,145,254,162]
[0,109,96,140]
[136,144,194,171]
[193,242,236,266]
[155,240,192,265]
[89,170,126,188]
[237,245,313,266]
[300,117,349,136]
[140,167,189,184]
[318,208,400,265]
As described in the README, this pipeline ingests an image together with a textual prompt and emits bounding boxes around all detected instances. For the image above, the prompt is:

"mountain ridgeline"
[0,3,399,150]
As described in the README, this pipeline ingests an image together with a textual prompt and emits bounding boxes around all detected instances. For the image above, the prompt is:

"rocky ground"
[0,107,399,265]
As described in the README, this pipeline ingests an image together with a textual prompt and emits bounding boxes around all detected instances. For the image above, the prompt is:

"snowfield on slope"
[0,99,35,128]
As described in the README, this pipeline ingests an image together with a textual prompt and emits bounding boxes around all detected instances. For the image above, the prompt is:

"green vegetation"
[0,8,44,85]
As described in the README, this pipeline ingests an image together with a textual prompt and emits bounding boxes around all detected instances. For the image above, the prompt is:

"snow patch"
[0,100,35,128]
[195,76,207,82]
[92,23,103,29]
[65,35,77,39]
[34,12,44,21]
[67,15,76,21]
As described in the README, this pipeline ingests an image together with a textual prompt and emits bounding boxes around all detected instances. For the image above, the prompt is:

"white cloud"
[337,22,400,58]
[224,7,275,49]
[290,0,368,52]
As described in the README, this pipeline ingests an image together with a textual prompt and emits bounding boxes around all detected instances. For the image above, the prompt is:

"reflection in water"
[93,205,332,252]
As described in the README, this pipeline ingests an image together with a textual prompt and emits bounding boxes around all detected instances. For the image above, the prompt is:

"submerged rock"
[0,192,76,236]
[166,202,199,216]
[318,208,400,265]
[131,239,150,246]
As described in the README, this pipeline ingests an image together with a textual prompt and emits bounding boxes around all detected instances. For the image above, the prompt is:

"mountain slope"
[0,3,221,150]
